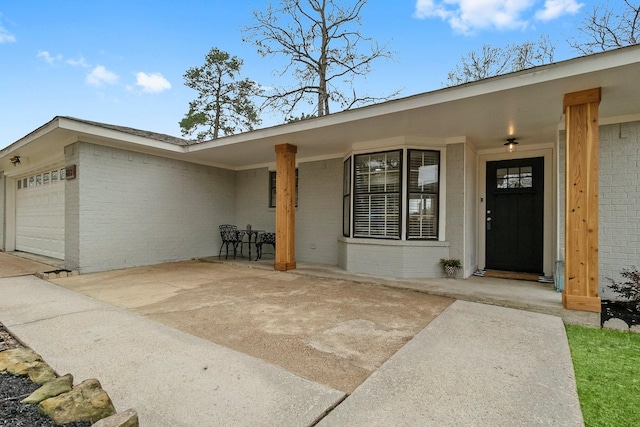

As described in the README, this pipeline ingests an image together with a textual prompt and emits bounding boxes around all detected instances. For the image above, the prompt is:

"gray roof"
[61,116,192,147]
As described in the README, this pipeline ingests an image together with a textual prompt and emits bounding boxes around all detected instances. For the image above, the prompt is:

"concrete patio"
[0,252,590,425]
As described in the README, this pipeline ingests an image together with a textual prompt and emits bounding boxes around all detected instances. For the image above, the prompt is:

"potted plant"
[439,258,462,279]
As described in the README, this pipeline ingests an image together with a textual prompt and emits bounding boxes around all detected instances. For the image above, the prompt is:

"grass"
[565,324,640,427]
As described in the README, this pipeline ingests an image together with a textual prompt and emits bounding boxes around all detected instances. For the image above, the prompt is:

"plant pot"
[444,265,459,278]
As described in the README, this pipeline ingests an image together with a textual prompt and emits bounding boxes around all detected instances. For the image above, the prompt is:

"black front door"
[485,157,544,273]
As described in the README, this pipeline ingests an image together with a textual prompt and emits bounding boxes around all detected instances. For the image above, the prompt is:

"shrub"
[607,267,640,302]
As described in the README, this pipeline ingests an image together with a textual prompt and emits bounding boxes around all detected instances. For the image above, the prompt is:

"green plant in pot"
[440,258,462,278]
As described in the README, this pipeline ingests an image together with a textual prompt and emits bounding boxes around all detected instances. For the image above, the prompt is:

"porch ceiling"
[184,45,640,169]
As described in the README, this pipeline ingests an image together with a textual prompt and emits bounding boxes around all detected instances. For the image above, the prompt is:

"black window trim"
[269,169,298,208]
[405,149,440,240]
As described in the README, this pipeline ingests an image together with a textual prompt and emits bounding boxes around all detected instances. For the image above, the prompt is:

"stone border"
[35,270,80,280]
[0,323,137,426]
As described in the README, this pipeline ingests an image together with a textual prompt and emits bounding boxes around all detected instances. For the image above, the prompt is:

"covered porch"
[207,255,599,327]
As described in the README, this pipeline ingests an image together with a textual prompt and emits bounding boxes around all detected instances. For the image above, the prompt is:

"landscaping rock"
[39,378,117,424]
[27,361,58,384]
[0,347,41,371]
[92,408,139,427]
[21,373,74,404]
[0,347,57,383]
[602,317,630,331]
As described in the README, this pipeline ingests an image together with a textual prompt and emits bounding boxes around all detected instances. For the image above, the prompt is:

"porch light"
[504,138,519,153]
[9,156,20,166]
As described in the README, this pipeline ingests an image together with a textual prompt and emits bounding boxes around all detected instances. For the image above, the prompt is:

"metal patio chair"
[218,224,244,259]
[255,232,276,261]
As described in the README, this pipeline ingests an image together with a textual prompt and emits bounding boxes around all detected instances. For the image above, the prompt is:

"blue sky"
[1,0,599,148]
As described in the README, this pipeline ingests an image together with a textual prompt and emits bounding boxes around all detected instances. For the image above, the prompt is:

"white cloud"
[0,13,16,43]
[37,50,63,65]
[534,0,583,22]
[86,65,119,87]
[0,26,15,43]
[66,56,90,68]
[134,72,171,93]
[415,0,579,33]
[37,51,91,68]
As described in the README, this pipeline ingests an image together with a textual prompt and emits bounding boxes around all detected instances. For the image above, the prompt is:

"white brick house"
[1,45,639,311]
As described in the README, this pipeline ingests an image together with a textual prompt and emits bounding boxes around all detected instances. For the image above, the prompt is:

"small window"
[51,170,58,183]
[43,173,50,185]
[28,176,34,187]
[23,178,27,188]
[407,150,440,239]
[17,180,22,190]
[35,175,42,186]
[269,169,298,208]
[497,166,533,189]
[60,168,66,180]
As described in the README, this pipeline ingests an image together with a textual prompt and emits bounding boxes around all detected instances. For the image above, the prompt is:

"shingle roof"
[61,116,192,146]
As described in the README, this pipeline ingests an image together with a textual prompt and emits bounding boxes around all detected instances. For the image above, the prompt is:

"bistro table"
[242,229,264,260]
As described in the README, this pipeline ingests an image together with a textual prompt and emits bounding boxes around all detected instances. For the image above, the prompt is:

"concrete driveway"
[0,252,57,278]
[50,260,453,393]
[1,254,585,426]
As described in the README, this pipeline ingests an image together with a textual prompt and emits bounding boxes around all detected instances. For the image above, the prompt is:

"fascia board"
[57,117,186,154]
[188,45,640,153]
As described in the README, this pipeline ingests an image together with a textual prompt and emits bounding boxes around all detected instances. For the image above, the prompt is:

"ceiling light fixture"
[504,138,519,153]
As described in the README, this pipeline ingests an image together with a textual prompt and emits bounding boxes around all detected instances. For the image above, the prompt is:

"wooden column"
[274,143,297,271]
[563,88,601,312]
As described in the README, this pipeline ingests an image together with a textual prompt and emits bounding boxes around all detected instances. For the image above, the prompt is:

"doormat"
[483,270,541,282]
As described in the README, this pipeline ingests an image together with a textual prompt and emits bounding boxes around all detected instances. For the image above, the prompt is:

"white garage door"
[15,170,65,260]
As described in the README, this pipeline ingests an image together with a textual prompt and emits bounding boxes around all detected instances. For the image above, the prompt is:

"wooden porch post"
[274,143,297,271]
[563,88,601,312]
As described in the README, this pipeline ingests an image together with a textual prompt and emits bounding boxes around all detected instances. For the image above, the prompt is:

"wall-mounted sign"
[65,164,77,180]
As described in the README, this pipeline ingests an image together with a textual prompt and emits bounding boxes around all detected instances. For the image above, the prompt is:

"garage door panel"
[16,179,65,260]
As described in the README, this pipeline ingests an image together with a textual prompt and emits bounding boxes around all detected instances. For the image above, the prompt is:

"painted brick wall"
[66,141,236,273]
[235,167,274,232]
[464,144,478,276]
[64,144,80,270]
[559,121,640,300]
[296,159,342,265]
[446,143,465,266]
[599,121,640,299]
[338,238,450,278]
[235,159,342,265]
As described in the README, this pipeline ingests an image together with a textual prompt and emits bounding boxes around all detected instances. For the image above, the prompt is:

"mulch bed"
[0,322,90,427]
[601,300,640,328]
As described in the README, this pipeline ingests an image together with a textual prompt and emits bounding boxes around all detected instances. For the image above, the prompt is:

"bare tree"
[243,0,398,118]
[569,0,639,55]
[180,48,262,141]
[445,35,556,86]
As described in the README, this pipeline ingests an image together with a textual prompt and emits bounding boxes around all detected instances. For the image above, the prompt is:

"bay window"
[346,148,440,240]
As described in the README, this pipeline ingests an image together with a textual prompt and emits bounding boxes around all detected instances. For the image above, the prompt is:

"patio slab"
[50,260,454,393]
[0,275,346,427]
